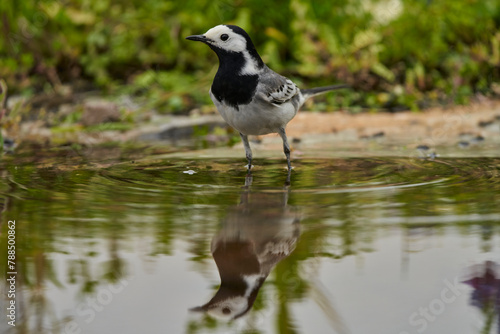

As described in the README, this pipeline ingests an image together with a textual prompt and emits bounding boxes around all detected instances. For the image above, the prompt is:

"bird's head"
[187,25,250,52]
[186,25,264,74]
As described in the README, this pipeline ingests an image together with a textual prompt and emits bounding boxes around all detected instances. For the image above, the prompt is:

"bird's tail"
[300,84,350,100]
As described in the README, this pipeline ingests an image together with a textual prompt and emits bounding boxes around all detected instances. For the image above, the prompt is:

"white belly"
[210,91,298,135]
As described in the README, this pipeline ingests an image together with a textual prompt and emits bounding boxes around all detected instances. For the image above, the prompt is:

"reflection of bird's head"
[190,296,250,321]
[191,240,264,320]
[190,286,260,321]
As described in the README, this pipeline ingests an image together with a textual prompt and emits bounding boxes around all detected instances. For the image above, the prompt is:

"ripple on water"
[1,157,499,334]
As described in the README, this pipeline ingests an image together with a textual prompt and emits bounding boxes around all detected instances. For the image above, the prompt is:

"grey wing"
[257,68,301,107]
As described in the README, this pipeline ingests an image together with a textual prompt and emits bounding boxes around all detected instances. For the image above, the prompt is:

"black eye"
[222,307,231,314]
[220,34,229,41]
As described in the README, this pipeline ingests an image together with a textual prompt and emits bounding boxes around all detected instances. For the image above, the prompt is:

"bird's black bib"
[210,48,259,109]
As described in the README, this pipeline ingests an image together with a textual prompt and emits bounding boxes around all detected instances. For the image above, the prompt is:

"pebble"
[3,138,15,151]
[416,145,430,151]
[427,152,438,160]
[470,135,485,143]
[478,120,494,128]
[81,100,121,126]
[360,131,385,140]
[458,141,470,148]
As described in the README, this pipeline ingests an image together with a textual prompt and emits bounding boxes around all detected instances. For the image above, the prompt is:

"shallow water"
[1,155,499,334]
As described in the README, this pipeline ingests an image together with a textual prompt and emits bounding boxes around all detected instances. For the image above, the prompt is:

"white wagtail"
[186,25,348,171]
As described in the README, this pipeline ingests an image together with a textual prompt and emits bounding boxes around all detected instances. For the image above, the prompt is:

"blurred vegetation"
[0,0,499,112]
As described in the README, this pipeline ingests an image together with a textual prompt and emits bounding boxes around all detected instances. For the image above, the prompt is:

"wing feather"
[266,79,298,105]
[257,68,300,107]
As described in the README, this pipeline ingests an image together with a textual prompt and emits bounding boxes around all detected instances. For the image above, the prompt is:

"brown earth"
[286,100,500,146]
[154,99,500,161]
[6,96,500,159]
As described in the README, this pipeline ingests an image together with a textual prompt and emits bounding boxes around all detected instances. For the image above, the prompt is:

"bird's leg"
[278,127,292,171]
[241,172,252,204]
[240,133,253,172]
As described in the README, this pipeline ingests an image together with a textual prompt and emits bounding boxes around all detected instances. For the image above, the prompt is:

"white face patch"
[204,25,247,53]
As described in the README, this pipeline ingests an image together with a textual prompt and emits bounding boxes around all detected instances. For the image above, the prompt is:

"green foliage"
[0,0,499,111]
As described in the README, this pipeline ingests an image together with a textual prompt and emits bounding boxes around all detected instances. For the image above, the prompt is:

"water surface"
[1,155,499,334]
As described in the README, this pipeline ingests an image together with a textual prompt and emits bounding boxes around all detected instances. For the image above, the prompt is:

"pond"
[0,153,499,334]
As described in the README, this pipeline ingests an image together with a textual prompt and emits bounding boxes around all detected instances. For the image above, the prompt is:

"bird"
[186,25,348,172]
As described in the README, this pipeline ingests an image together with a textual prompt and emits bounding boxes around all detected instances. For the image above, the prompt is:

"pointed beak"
[189,305,208,312]
[186,34,208,43]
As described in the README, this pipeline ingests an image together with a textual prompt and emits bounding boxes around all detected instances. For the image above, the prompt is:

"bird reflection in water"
[191,174,300,320]
[463,261,500,333]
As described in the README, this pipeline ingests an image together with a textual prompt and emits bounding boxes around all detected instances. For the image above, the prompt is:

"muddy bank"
[155,100,500,159]
[3,96,500,159]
